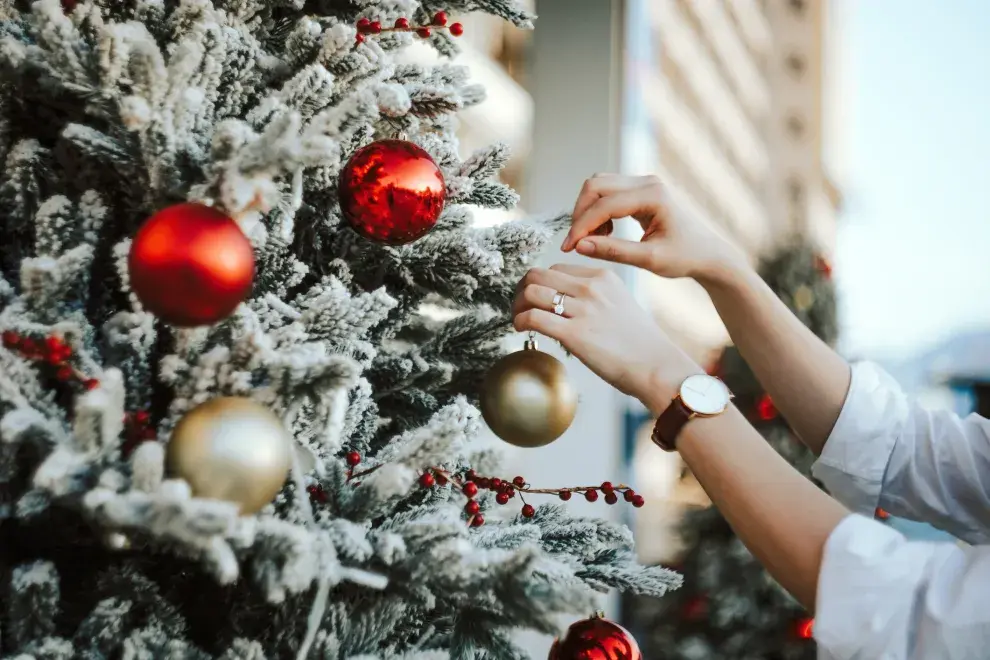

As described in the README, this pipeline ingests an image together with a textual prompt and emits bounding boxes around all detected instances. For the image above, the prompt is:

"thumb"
[575,236,661,270]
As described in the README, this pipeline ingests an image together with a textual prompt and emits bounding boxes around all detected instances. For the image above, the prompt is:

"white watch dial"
[679,374,731,415]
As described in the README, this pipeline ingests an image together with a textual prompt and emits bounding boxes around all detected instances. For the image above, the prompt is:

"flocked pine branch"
[0,1,678,658]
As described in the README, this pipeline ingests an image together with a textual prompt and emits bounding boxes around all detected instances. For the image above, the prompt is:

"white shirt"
[811,361,990,660]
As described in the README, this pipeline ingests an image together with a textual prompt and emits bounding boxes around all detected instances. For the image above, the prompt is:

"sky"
[833,0,990,361]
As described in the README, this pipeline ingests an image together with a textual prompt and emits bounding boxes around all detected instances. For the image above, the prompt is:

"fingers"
[512,282,584,318]
[574,236,660,270]
[570,173,629,224]
[563,184,659,251]
[513,309,569,342]
[515,266,584,298]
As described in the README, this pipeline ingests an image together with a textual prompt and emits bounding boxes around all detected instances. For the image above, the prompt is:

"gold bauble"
[793,284,815,312]
[480,339,578,448]
[166,397,292,514]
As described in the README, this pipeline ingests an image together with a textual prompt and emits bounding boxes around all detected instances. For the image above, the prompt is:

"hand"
[512,264,702,413]
[560,174,748,286]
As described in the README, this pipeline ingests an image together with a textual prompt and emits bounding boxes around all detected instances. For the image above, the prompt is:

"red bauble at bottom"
[128,203,255,327]
[338,139,446,245]
[549,614,641,660]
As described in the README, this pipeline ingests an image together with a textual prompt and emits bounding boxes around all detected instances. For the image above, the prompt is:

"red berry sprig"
[415,468,647,527]
[354,12,464,44]
[2,331,101,391]
[120,410,156,458]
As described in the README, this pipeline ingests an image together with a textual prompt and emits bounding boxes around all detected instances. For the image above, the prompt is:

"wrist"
[638,358,704,417]
[695,249,753,294]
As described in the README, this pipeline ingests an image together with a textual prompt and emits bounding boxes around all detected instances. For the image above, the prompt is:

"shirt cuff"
[814,515,915,659]
[811,362,907,516]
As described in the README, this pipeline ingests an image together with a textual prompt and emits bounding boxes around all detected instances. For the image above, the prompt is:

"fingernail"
[560,235,571,251]
[575,239,594,255]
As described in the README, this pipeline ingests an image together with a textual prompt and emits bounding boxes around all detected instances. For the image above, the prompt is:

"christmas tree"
[0,2,678,658]
[625,243,860,660]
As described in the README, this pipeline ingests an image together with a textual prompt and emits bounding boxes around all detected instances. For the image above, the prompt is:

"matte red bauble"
[128,203,255,327]
[549,614,641,660]
[338,139,446,245]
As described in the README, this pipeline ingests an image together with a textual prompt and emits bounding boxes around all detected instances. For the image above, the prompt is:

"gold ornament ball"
[480,344,578,448]
[166,397,292,514]
[793,284,815,312]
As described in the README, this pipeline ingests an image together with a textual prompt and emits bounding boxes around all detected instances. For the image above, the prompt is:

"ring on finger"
[551,292,566,316]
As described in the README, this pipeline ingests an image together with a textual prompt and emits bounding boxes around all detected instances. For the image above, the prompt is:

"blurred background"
[407,0,989,654]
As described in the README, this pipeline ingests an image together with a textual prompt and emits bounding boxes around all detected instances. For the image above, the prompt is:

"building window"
[785,53,806,77]
[788,0,806,15]
[786,114,805,138]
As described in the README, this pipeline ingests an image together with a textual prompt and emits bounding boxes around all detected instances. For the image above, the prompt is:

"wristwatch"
[651,374,733,452]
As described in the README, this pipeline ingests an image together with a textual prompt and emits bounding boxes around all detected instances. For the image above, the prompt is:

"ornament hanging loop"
[524,331,538,351]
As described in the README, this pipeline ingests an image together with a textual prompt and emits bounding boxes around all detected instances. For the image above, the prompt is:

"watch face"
[679,374,731,415]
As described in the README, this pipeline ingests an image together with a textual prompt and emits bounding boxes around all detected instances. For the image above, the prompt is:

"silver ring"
[552,292,566,316]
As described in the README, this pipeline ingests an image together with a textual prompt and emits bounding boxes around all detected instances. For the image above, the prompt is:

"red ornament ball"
[795,617,815,640]
[756,393,778,421]
[338,140,445,245]
[128,203,254,327]
[549,615,641,660]
[449,22,464,37]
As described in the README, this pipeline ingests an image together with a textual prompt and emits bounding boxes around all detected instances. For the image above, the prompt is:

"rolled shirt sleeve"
[815,514,990,660]
[811,361,990,545]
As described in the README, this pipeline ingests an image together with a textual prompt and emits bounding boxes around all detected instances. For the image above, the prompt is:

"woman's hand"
[512,264,701,413]
[560,174,748,286]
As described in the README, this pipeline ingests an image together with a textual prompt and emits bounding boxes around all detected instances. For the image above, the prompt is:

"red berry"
[585,490,599,502]
[307,484,328,503]
[632,495,645,508]
[356,17,371,32]
[490,478,502,490]
[20,338,39,358]
[346,451,361,467]
[623,489,637,502]
[496,492,510,505]
[463,482,478,498]
[369,21,382,34]
[605,492,618,505]
[470,514,485,527]
[600,481,614,492]
[506,488,516,498]
[419,472,436,488]
[449,22,464,37]
[436,472,448,486]
[355,33,365,44]
[465,469,477,482]
[134,411,151,425]
[465,500,480,515]
[2,331,20,348]
[417,27,432,38]
[55,366,73,382]
[476,477,490,489]
[83,379,100,391]
[513,476,526,488]
[395,17,410,29]
[521,504,536,518]
[141,427,157,440]
[432,11,448,26]
[559,490,572,501]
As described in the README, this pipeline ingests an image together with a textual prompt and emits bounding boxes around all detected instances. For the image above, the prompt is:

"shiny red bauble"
[549,615,641,660]
[128,203,255,327]
[338,139,446,245]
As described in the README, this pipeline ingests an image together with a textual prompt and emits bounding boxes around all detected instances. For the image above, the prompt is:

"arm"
[701,263,851,455]
[512,263,848,611]
[813,361,990,545]
[512,264,990,658]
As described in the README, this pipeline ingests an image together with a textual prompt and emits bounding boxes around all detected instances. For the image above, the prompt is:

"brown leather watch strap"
[651,396,693,452]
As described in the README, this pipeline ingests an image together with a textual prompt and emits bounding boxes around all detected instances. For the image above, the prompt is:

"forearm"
[702,262,851,455]
[648,394,849,610]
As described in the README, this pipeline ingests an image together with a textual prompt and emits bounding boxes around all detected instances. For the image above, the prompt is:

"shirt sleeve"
[811,361,990,545]
[815,514,990,660]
